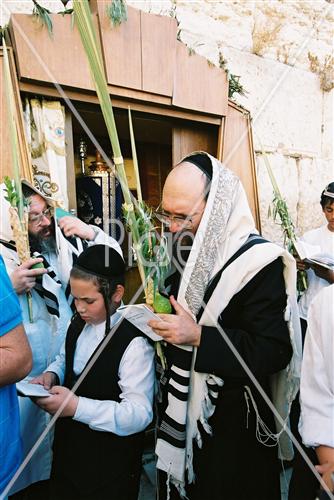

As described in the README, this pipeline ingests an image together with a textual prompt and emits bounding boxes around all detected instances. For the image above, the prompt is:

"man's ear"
[112,284,124,304]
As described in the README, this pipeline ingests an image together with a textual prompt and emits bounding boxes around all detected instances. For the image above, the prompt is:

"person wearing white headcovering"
[299,284,334,496]
[0,181,121,497]
[149,152,302,500]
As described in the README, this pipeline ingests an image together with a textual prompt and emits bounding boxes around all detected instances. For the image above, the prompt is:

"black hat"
[74,245,125,280]
[183,152,213,181]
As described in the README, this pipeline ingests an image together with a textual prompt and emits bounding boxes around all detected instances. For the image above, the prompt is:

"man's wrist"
[87,225,99,241]
[193,325,202,347]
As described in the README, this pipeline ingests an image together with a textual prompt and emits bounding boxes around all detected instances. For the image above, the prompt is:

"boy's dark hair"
[320,182,334,208]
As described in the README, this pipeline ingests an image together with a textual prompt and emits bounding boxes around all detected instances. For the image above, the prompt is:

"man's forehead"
[28,194,48,212]
[162,192,200,215]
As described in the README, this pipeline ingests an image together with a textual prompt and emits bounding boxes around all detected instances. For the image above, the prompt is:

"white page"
[294,240,321,260]
[117,304,163,341]
[16,381,51,398]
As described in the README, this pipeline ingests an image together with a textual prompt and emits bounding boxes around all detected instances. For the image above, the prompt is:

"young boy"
[32,245,155,500]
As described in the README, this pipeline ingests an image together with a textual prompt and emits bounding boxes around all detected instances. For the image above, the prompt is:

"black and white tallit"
[155,153,302,494]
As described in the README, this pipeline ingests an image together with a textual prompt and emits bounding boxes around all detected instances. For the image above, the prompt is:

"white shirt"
[298,225,334,320]
[299,285,334,448]
[47,312,155,436]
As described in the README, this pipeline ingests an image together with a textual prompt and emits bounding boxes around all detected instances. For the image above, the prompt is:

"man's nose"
[40,214,51,227]
[169,221,180,233]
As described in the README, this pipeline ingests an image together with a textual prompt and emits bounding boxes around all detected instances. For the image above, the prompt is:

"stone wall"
[2,0,333,242]
[129,0,333,243]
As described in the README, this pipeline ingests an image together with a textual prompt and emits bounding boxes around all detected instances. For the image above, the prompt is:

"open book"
[294,240,334,271]
[117,304,163,342]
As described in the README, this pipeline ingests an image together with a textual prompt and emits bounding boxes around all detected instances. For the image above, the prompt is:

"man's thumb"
[48,386,59,395]
[170,295,184,315]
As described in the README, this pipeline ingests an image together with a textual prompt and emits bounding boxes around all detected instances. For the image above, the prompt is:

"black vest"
[52,315,146,496]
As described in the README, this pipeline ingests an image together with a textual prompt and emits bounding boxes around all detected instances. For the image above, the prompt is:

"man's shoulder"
[0,258,22,336]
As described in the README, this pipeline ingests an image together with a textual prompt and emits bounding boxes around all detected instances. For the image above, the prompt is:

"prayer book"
[16,380,51,398]
[117,304,163,341]
[294,240,334,270]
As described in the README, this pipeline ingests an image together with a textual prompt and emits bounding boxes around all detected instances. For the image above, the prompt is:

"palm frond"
[73,0,170,307]
[258,139,308,294]
[32,0,53,36]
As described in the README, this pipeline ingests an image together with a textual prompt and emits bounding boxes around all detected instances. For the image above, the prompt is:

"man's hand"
[35,386,78,417]
[148,296,202,346]
[295,257,310,272]
[30,372,58,390]
[58,216,95,240]
[311,264,334,284]
[11,258,47,294]
[316,462,334,492]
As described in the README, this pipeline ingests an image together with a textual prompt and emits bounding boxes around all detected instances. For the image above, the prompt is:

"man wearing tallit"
[0,181,121,498]
[149,152,302,500]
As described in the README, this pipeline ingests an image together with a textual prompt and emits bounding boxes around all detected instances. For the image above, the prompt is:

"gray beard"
[29,232,57,255]
[39,236,57,254]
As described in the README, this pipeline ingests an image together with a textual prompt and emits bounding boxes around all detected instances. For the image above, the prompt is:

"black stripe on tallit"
[0,239,17,251]
[158,431,185,448]
[168,344,193,371]
[168,383,189,402]
[162,412,187,433]
[170,370,190,386]
[34,285,60,317]
[196,234,268,321]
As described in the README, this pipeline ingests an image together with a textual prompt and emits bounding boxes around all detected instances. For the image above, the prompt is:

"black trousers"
[49,465,141,500]
[9,480,50,500]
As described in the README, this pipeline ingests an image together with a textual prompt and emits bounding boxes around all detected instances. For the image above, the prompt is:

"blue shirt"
[0,256,23,494]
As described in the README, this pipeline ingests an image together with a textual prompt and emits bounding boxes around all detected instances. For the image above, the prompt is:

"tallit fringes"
[244,385,283,448]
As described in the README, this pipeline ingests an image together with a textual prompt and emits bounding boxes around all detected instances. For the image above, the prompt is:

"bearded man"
[149,152,301,500]
[0,181,121,498]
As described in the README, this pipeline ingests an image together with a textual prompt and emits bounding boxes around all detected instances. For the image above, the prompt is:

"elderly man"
[149,152,301,500]
[0,181,121,498]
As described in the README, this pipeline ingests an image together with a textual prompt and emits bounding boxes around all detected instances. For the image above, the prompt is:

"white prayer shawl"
[156,153,302,491]
[0,184,84,318]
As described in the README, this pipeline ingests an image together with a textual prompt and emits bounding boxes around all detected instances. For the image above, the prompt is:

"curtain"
[24,98,68,209]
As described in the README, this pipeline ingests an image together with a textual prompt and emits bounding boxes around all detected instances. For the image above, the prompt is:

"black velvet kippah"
[73,244,125,280]
[183,153,213,181]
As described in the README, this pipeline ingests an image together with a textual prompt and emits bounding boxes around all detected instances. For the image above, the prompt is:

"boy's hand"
[30,372,58,390]
[316,462,334,492]
[295,257,310,272]
[35,386,78,417]
[311,264,334,284]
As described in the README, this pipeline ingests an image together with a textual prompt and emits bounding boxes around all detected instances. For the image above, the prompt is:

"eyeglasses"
[154,208,198,229]
[28,207,52,226]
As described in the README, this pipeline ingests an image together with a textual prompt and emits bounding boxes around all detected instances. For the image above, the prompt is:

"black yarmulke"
[183,152,213,181]
[74,245,125,280]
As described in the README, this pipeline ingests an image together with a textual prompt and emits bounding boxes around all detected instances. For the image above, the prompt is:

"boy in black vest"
[33,245,155,499]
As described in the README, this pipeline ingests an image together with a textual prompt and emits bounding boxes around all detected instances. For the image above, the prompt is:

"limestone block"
[322,88,334,160]
[176,4,254,53]
[297,157,334,234]
[224,47,323,156]
[250,2,333,71]
[255,152,299,245]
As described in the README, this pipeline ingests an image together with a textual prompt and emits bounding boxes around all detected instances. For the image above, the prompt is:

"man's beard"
[29,221,56,254]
